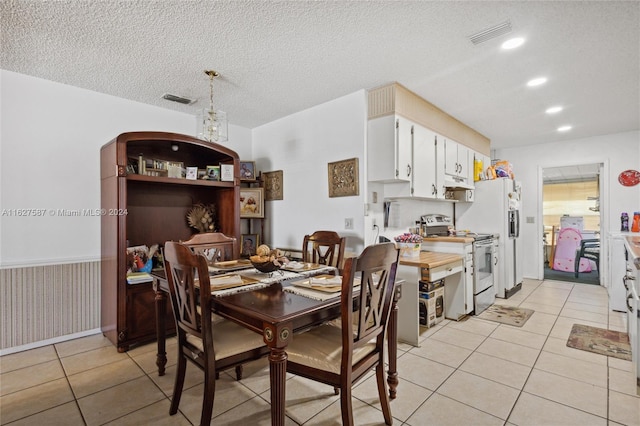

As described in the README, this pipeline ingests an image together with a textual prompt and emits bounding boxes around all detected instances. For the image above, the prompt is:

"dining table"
[152,262,401,426]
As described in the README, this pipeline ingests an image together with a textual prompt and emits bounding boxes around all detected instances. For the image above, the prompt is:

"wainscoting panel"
[0,261,101,350]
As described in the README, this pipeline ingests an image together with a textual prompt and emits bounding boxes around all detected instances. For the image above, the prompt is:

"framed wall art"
[264,170,283,201]
[239,161,256,181]
[328,157,359,197]
[241,233,259,256]
[240,188,264,218]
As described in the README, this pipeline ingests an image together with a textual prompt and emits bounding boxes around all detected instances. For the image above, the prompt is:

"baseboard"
[0,328,102,356]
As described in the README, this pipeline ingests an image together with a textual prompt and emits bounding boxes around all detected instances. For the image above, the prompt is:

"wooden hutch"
[100,131,240,352]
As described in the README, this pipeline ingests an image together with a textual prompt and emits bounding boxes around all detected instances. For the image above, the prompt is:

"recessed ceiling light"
[558,125,572,132]
[546,106,563,114]
[501,37,525,50]
[527,77,547,87]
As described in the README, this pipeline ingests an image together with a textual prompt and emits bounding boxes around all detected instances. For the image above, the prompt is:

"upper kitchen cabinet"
[367,114,412,183]
[367,82,490,197]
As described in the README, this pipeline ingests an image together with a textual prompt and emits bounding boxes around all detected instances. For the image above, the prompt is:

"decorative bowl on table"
[250,244,288,274]
[250,259,283,273]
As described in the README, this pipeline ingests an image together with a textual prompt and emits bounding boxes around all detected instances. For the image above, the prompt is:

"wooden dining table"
[152,266,401,426]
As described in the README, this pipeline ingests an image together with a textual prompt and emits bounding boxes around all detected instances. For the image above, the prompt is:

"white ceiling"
[2,1,638,149]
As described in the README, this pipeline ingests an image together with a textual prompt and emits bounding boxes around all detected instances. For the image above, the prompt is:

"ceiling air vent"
[162,93,196,105]
[468,20,512,45]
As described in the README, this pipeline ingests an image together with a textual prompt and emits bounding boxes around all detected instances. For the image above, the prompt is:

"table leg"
[269,348,287,426]
[387,285,400,399]
[154,281,167,376]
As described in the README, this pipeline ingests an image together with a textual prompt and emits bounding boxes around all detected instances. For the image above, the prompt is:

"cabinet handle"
[494,257,498,266]
[407,164,412,177]
[623,276,629,291]
[627,294,634,313]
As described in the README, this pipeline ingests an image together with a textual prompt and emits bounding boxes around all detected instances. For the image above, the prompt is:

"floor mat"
[478,305,534,327]
[566,324,632,360]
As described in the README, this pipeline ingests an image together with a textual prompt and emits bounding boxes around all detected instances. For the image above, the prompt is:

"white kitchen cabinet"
[444,138,470,182]
[367,115,412,183]
[412,125,446,199]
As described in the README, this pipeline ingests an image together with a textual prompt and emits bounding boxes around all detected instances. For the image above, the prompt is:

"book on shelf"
[126,272,153,284]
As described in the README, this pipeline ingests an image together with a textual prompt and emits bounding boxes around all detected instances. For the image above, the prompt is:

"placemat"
[566,324,632,360]
[478,305,534,327]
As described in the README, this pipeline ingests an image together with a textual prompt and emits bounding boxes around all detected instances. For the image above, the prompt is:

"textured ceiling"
[2,1,638,149]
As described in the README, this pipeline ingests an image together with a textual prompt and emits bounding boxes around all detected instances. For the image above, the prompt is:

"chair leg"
[339,383,354,426]
[235,364,243,380]
[170,352,187,415]
[574,251,580,278]
[333,386,339,395]
[200,363,216,426]
[376,362,393,425]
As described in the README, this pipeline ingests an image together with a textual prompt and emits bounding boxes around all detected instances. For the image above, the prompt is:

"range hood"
[444,176,474,190]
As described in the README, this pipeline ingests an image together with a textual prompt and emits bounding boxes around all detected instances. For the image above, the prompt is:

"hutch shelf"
[100,131,241,352]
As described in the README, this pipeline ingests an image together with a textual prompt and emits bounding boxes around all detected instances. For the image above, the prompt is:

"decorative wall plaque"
[264,170,283,201]
[328,158,359,198]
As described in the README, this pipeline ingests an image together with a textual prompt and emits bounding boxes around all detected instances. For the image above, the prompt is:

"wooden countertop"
[422,236,475,243]
[398,251,463,268]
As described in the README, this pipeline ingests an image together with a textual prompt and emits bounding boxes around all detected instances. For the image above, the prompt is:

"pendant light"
[197,70,228,143]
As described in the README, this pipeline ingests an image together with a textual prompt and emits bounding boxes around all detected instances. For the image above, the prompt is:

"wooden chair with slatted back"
[302,230,346,272]
[285,242,400,426]
[182,232,237,266]
[163,241,268,426]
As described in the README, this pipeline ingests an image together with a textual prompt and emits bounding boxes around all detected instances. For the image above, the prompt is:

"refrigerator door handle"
[509,210,520,238]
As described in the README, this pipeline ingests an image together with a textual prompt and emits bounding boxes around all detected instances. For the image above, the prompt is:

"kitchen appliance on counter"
[456,178,523,299]
[420,214,452,237]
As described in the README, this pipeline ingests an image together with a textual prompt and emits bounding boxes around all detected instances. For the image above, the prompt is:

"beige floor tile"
[608,389,640,426]
[534,351,607,387]
[530,287,571,299]
[489,325,548,350]
[549,316,607,341]
[609,356,635,373]
[609,312,628,329]
[77,376,166,425]
[67,357,146,398]
[518,311,558,336]
[436,370,520,420]
[103,399,191,425]
[54,333,113,358]
[560,307,609,324]
[129,340,178,374]
[409,338,473,368]
[4,401,85,426]
[445,317,499,336]
[306,396,391,426]
[406,392,503,426]
[609,366,640,396]
[475,337,541,367]
[417,322,447,343]
[519,300,562,315]
[542,336,607,366]
[459,351,532,389]
[148,360,205,397]
[429,326,487,351]
[0,345,58,373]
[352,370,432,422]
[396,352,455,391]
[567,294,608,307]
[563,300,609,314]
[540,280,575,290]
[221,357,274,396]
[508,391,607,426]
[60,345,129,376]
[0,378,75,424]
[523,368,607,417]
[0,359,65,396]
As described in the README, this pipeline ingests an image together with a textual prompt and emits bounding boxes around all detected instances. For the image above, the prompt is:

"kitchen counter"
[421,236,474,244]
[398,251,464,268]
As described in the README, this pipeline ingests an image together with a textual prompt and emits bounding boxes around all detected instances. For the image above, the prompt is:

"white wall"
[493,131,640,280]
[0,70,252,267]
[251,90,367,254]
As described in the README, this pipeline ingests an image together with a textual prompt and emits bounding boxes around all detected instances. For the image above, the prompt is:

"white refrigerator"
[456,178,523,298]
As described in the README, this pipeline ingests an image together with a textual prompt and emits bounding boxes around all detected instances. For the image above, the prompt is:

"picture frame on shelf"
[220,163,234,182]
[167,161,184,178]
[241,233,259,256]
[328,157,359,197]
[239,161,256,181]
[206,165,220,181]
[186,167,198,180]
[264,170,283,201]
[240,188,264,218]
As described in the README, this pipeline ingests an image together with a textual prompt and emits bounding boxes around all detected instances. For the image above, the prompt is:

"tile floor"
[1,278,640,425]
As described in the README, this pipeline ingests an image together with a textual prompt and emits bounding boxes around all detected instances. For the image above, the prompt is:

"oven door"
[473,239,494,294]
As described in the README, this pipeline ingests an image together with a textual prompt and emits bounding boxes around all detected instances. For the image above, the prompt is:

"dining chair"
[163,241,268,426]
[285,242,400,426]
[182,232,237,265]
[302,230,346,272]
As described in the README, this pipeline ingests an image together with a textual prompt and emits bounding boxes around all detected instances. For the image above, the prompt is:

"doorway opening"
[542,163,602,285]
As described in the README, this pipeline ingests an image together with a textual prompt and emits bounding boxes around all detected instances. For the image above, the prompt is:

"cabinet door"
[435,134,447,199]
[444,138,459,176]
[412,124,438,198]
[396,116,413,181]
[457,144,470,179]
[367,115,411,183]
